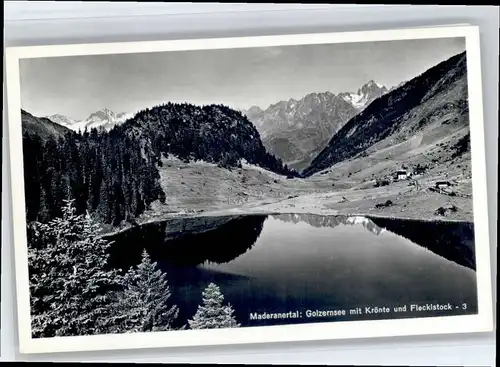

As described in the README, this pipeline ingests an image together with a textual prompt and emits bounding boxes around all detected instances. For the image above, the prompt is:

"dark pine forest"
[22,103,296,227]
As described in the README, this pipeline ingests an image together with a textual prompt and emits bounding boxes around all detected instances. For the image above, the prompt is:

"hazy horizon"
[20,37,466,121]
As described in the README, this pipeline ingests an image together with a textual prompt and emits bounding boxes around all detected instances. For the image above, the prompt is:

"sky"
[19,37,466,121]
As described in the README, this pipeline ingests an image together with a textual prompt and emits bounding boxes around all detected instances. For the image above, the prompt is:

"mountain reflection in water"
[105,213,477,328]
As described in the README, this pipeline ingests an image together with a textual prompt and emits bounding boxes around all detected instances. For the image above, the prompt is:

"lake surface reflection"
[106,213,478,328]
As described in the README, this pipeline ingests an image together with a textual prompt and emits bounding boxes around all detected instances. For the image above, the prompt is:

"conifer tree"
[28,199,122,338]
[188,283,240,330]
[110,249,179,333]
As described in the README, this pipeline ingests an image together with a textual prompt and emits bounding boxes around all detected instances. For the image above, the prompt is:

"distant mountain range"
[26,50,468,184]
[242,80,389,170]
[302,51,468,177]
[36,79,390,174]
[46,108,134,132]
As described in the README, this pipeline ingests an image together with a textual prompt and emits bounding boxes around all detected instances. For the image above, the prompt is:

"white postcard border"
[5,25,494,355]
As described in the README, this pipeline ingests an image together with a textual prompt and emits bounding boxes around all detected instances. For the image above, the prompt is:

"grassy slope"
[140,155,331,221]
[135,149,473,226]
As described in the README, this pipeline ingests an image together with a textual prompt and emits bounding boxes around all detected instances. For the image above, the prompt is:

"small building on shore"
[435,181,452,189]
[395,170,408,181]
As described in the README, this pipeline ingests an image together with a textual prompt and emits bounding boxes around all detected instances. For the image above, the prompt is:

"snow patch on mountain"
[341,92,366,109]
[339,80,389,111]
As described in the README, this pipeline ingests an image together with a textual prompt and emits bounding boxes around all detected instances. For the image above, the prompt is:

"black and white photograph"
[5,26,494,354]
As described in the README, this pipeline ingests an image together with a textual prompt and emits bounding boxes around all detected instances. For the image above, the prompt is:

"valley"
[129,148,471,232]
[22,50,474,238]
[129,50,473,230]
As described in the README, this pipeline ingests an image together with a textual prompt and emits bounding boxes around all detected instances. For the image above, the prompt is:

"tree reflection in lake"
[105,213,478,328]
[105,214,266,270]
[367,216,475,270]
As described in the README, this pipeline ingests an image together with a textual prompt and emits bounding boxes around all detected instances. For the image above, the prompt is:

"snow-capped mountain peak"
[87,108,116,121]
[46,108,133,132]
[340,80,388,111]
[46,114,78,126]
[85,108,119,129]
[364,79,385,90]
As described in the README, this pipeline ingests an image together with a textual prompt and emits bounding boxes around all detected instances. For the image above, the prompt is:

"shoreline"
[99,201,474,238]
